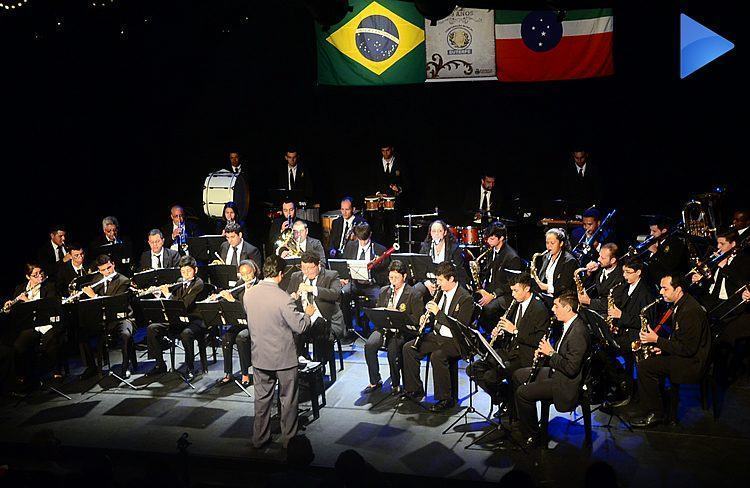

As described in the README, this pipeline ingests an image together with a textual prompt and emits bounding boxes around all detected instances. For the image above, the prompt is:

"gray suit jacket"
[244,279,312,370]
[285,268,342,323]
[299,237,326,266]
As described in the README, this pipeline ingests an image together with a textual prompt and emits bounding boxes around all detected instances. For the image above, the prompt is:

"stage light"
[0,0,29,13]
[301,0,353,31]
[414,0,456,26]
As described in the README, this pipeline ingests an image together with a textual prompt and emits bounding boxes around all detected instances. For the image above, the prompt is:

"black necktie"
[155,255,162,269]
[289,169,295,189]
[515,303,523,324]
[341,221,350,248]
[231,246,239,266]
[307,278,314,305]
[56,246,64,261]
[482,191,489,212]
[77,268,83,277]
[358,248,366,260]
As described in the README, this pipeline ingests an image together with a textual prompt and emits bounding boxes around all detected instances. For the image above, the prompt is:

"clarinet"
[525,317,555,385]
[411,288,443,350]
[489,299,519,349]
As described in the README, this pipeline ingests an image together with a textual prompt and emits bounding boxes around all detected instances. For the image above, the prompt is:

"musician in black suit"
[558,150,603,216]
[327,197,366,259]
[138,229,180,272]
[732,209,749,246]
[533,228,579,301]
[578,243,624,316]
[340,223,389,334]
[37,224,70,280]
[228,151,246,178]
[645,215,689,284]
[369,144,409,242]
[570,207,614,265]
[146,256,206,379]
[160,205,200,253]
[276,147,313,199]
[362,260,423,394]
[461,171,500,223]
[267,199,320,255]
[414,220,469,299]
[219,222,262,270]
[215,260,259,388]
[287,252,344,364]
[467,273,550,404]
[89,216,133,275]
[56,244,88,298]
[630,275,711,427]
[607,258,656,350]
[402,262,475,412]
[476,223,524,328]
[279,220,326,266]
[512,293,590,448]
[5,263,63,385]
[78,254,136,379]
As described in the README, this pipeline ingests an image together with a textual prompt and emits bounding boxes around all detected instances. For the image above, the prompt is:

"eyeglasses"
[30,272,45,278]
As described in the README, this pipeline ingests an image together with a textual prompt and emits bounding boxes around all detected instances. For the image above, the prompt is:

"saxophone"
[573,267,587,296]
[605,288,617,334]
[632,297,662,362]
[467,247,492,292]
[529,250,549,283]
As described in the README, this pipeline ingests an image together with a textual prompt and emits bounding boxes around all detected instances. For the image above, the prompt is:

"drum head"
[203,170,250,220]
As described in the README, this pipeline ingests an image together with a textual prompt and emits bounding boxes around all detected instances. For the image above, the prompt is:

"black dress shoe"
[428,399,455,412]
[391,385,402,396]
[79,367,98,380]
[403,390,425,401]
[146,363,167,376]
[363,382,382,394]
[241,379,252,388]
[630,412,662,428]
[185,370,196,381]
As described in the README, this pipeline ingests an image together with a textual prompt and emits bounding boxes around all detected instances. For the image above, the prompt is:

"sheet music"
[469,328,505,367]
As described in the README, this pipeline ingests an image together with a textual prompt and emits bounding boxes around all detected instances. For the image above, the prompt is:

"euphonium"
[275,229,302,257]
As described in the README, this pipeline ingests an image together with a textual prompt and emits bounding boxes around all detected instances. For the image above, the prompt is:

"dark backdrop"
[0,0,745,293]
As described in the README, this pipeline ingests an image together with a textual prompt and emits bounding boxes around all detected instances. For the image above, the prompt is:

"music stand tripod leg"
[39,380,72,400]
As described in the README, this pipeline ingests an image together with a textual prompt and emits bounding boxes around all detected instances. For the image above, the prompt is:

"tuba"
[682,199,716,239]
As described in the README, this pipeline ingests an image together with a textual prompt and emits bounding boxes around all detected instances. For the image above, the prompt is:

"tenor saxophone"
[632,297,662,362]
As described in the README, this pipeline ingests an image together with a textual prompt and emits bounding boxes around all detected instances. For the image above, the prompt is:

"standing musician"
[461,171,499,223]
[89,216,132,273]
[578,243,624,316]
[645,215,689,284]
[56,244,87,297]
[607,258,656,350]
[244,255,312,449]
[78,255,136,379]
[402,262,474,412]
[37,224,70,280]
[369,143,409,242]
[466,273,550,407]
[475,223,524,328]
[630,275,711,427]
[532,228,579,300]
[146,256,206,379]
[327,196,366,259]
[340,222,389,334]
[4,264,62,385]
[414,220,469,299]
[138,229,180,272]
[161,205,199,254]
[215,260,260,388]
[512,293,590,448]
[286,251,344,358]
[277,146,313,198]
[278,220,326,266]
[228,151,246,177]
[362,260,423,395]
[559,150,603,216]
[219,222,262,270]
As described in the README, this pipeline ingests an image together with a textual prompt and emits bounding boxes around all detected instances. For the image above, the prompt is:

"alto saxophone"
[529,250,549,283]
[632,297,662,362]
[573,267,587,296]
[605,288,617,334]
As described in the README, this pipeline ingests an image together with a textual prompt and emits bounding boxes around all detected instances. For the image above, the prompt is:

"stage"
[1,339,748,487]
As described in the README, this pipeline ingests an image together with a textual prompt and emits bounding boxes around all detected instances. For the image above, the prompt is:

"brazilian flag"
[317,1,426,85]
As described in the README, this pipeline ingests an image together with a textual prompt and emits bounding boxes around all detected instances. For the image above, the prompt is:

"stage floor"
[1,340,749,486]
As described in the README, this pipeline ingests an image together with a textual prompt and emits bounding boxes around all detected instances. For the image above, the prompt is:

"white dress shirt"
[556,314,578,352]
[437,285,459,338]
[52,242,66,262]
[300,276,323,323]
[545,253,561,294]
[151,249,165,269]
[339,216,356,249]
[479,186,492,211]
[627,278,640,296]
[431,241,446,263]
[382,157,395,173]
[575,163,587,177]
[226,239,244,265]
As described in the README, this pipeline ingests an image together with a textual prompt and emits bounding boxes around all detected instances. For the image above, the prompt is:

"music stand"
[279,257,301,290]
[328,259,351,279]
[131,268,181,289]
[138,298,196,389]
[391,253,434,284]
[187,235,226,262]
[77,293,138,390]
[90,242,133,275]
[207,264,239,289]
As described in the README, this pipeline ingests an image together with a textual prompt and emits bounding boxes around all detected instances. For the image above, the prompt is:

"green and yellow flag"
[317,1,426,85]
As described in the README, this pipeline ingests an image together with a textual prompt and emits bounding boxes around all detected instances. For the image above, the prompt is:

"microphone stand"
[404,208,439,253]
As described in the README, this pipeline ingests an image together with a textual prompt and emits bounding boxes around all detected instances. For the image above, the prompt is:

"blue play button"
[680,14,734,79]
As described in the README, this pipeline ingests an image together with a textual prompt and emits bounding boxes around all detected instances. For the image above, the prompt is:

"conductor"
[244,255,313,448]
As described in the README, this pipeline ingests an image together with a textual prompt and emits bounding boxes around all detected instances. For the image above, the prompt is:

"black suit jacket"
[418,241,469,287]
[342,241,389,286]
[138,248,180,272]
[376,283,423,333]
[328,215,367,258]
[484,244,525,308]
[586,266,625,314]
[286,268,342,323]
[161,220,201,251]
[506,295,551,367]
[648,234,690,285]
[56,262,89,296]
[170,277,205,321]
[537,251,579,297]
[371,157,409,198]
[37,241,67,280]
[12,281,58,301]
[219,240,262,270]
[559,163,603,215]
[462,186,500,214]
[706,253,750,302]
[655,293,710,383]
[277,163,313,198]
[613,279,656,335]
[433,286,475,343]
[548,316,590,412]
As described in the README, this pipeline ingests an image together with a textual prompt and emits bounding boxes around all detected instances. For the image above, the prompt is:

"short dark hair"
[484,223,507,239]
[353,222,372,241]
[435,262,457,281]
[67,242,84,252]
[648,215,670,231]
[96,254,113,267]
[621,257,645,273]
[601,242,619,258]
[24,263,42,276]
[388,259,408,276]
[148,229,164,239]
[49,224,65,235]
[340,196,355,207]
[481,170,496,179]
[510,272,532,289]
[263,255,286,278]
[664,274,687,291]
[178,255,197,269]
[281,198,296,208]
[285,145,299,155]
[716,228,739,243]
[582,207,601,220]
[224,222,242,236]
[556,292,579,312]
[300,251,320,265]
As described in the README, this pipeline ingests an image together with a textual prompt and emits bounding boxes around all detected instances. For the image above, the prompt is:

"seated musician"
[138,229,180,271]
[267,199,320,255]
[475,223,524,329]
[578,243,624,316]
[630,275,711,427]
[215,201,247,236]
[89,216,132,273]
[570,207,613,265]
[161,205,199,254]
[340,222,389,335]
[4,263,62,386]
[732,209,749,244]
[532,228,579,300]
[466,272,549,409]
[146,255,206,379]
[362,260,423,395]
[607,258,656,351]
[37,224,70,281]
[512,293,590,448]
[216,259,259,388]
[78,255,135,379]
[402,262,474,412]
[278,220,326,266]
[56,244,87,297]
[414,220,469,299]
[645,215,689,285]
[286,251,343,361]
[328,196,366,259]
[219,222,262,270]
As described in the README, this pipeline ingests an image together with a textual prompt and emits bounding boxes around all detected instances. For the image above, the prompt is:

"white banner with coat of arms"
[425,8,497,81]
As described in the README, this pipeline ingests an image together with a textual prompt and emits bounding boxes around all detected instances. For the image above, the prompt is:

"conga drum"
[381,196,396,210]
[365,196,380,212]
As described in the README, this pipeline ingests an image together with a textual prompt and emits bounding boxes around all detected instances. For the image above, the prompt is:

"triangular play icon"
[680,14,734,79]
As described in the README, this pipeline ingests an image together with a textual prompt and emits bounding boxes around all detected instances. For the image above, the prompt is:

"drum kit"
[448,225,483,247]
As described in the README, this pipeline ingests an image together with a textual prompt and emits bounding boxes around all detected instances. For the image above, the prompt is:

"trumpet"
[62,273,116,304]
[411,288,444,350]
[489,299,519,349]
[131,280,183,298]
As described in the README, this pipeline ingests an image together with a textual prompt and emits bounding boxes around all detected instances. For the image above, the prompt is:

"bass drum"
[202,170,249,220]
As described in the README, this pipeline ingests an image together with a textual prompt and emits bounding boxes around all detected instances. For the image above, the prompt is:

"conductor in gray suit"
[244,255,313,448]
